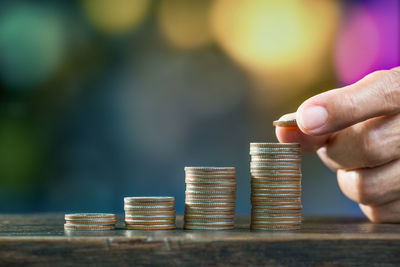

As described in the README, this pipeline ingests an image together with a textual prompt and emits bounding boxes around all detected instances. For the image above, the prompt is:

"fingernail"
[299,105,328,131]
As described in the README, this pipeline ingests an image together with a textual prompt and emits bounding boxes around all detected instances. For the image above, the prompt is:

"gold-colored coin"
[272,119,298,127]
[125,225,176,230]
[64,224,115,230]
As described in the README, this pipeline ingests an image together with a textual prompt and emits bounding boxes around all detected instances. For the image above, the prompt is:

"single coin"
[251,157,302,162]
[185,190,236,194]
[64,217,117,221]
[124,210,175,215]
[250,162,301,167]
[184,214,234,218]
[185,209,235,214]
[252,187,301,192]
[125,220,175,226]
[252,192,301,196]
[126,224,176,230]
[185,212,235,216]
[185,200,236,205]
[251,190,301,196]
[251,154,302,159]
[250,152,301,157]
[185,167,235,172]
[251,177,301,182]
[65,213,116,220]
[185,174,236,179]
[251,172,302,176]
[273,119,298,127]
[124,204,174,209]
[250,220,301,224]
[252,214,302,218]
[251,192,301,196]
[64,224,115,230]
[184,225,234,230]
[185,173,236,178]
[65,220,116,225]
[124,196,174,202]
[185,206,235,212]
[250,142,300,148]
[185,194,237,199]
[250,145,300,149]
[252,188,301,192]
[125,214,176,220]
[185,202,236,209]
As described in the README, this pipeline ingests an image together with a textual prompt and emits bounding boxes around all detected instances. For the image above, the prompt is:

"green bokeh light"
[0,4,66,90]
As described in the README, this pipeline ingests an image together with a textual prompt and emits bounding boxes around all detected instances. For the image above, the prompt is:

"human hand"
[276,67,400,223]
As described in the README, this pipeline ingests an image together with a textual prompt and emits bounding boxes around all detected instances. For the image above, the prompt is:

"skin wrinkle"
[338,159,400,206]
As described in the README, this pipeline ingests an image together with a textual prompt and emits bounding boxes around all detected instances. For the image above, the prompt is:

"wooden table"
[0,214,399,266]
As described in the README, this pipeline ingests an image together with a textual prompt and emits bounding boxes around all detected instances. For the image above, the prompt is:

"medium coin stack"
[184,167,236,230]
[64,213,116,231]
[250,143,302,230]
[124,197,176,230]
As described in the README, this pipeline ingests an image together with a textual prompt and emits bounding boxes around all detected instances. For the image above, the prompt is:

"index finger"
[297,67,400,136]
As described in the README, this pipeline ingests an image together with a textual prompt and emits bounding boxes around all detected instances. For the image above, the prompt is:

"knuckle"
[382,70,400,109]
[358,126,381,167]
[346,169,378,205]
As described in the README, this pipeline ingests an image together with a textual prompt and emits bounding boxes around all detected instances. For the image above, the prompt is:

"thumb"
[297,67,400,136]
[275,113,330,152]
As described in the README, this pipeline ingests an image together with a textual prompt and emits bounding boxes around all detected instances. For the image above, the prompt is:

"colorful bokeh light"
[0,4,66,89]
[335,0,400,85]
[158,0,213,50]
[211,0,340,91]
[82,0,151,34]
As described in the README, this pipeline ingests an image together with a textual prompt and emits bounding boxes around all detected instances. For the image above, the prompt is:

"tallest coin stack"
[250,143,302,230]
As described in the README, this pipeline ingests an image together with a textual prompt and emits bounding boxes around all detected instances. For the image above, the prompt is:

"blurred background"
[0,0,398,216]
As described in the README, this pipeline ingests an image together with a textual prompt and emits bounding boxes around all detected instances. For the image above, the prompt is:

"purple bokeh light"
[335,0,399,85]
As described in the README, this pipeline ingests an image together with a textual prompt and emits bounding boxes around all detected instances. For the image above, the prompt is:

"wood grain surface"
[0,214,399,266]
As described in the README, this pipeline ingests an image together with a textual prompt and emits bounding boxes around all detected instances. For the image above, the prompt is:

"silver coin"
[250,142,300,147]
[185,213,235,219]
[251,215,301,219]
[124,196,174,201]
[186,191,236,194]
[124,205,174,209]
[64,223,115,228]
[125,214,175,218]
[183,221,234,225]
[124,219,176,223]
[65,213,115,219]
[185,167,236,172]
[185,180,237,185]
[252,188,300,191]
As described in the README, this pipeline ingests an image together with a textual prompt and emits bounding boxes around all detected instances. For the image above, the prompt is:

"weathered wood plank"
[0,214,399,266]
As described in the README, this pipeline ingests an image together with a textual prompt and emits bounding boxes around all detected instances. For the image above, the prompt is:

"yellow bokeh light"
[158,0,213,50]
[211,0,339,91]
[82,0,150,34]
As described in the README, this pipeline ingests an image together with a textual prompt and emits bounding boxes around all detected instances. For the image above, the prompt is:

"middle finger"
[322,114,400,170]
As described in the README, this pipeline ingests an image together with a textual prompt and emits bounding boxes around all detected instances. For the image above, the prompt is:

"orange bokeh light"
[211,0,340,91]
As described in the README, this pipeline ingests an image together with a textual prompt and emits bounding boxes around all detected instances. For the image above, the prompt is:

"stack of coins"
[184,167,236,230]
[64,213,116,231]
[250,143,302,230]
[124,197,176,230]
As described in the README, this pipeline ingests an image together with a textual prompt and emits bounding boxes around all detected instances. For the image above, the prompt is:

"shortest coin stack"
[124,197,176,230]
[64,213,116,231]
